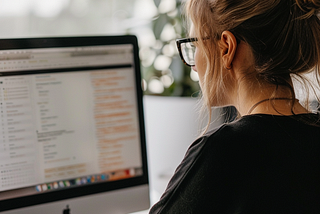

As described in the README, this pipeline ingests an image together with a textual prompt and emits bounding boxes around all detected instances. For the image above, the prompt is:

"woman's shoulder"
[149,114,320,213]
[199,114,271,144]
[205,112,320,134]
[197,113,320,151]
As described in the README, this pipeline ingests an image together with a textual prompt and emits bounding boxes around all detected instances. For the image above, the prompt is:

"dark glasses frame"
[176,35,241,67]
[176,37,198,67]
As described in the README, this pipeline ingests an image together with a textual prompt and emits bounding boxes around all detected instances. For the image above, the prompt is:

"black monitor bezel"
[0,35,149,212]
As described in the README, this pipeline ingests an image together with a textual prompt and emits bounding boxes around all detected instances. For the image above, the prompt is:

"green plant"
[141,0,200,96]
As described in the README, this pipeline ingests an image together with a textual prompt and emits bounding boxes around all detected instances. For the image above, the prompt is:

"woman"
[149,0,320,213]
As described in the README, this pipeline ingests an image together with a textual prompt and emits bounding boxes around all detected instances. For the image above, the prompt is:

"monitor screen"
[0,36,149,214]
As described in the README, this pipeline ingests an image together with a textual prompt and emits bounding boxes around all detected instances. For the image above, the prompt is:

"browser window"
[0,44,143,200]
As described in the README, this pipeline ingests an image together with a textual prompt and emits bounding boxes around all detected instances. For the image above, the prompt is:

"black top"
[149,113,320,214]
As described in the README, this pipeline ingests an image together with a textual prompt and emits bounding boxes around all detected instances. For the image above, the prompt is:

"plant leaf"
[153,14,168,39]
[153,0,161,7]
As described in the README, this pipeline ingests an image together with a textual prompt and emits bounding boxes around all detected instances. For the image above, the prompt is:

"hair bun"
[295,0,320,19]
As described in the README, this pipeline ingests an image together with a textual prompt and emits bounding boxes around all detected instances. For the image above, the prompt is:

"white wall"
[143,95,224,205]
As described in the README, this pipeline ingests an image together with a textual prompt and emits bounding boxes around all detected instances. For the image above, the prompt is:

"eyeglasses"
[176,38,198,67]
[176,35,241,67]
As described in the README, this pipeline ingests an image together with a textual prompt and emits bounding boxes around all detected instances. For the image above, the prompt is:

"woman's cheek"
[194,49,205,83]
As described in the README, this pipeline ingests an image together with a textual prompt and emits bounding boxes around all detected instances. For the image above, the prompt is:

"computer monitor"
[0,35,149,214]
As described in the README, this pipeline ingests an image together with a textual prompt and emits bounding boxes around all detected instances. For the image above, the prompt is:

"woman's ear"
[219,31,237,69]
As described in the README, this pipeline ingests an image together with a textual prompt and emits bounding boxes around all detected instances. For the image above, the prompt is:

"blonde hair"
[184,0,320,132]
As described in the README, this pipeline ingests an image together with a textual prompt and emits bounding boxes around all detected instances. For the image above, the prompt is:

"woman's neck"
[223,41,309,116]
[245,98,308,116]
[233,83,309,116]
